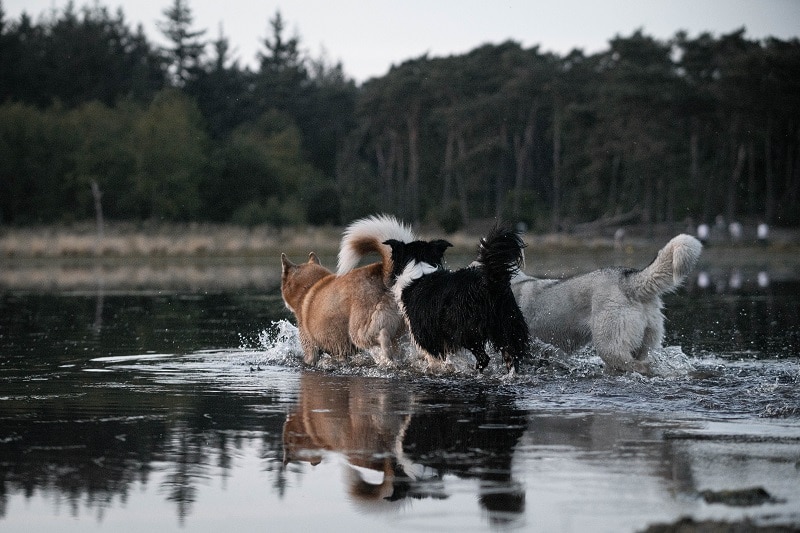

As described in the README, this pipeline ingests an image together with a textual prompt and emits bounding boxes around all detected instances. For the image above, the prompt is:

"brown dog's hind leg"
[376,328,394,366]
[299,330,320,366]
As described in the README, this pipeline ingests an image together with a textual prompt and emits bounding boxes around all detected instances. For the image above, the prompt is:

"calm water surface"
[1,256,799,532]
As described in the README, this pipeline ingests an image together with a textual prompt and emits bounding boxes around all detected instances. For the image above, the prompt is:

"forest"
[1,0,799,232]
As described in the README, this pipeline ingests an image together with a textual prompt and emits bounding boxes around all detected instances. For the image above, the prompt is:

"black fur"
[385,226,530,373]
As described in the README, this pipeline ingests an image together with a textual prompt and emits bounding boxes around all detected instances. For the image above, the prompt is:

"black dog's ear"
[431,239,453,253]
[383,239,403,251]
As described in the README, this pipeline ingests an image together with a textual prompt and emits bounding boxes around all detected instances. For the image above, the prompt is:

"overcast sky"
[4,0,799,83]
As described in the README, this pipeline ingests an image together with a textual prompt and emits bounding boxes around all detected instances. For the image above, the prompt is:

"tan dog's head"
[280,252,330,314]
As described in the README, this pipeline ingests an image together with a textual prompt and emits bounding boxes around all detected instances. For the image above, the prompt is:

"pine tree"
[158,0,206,87]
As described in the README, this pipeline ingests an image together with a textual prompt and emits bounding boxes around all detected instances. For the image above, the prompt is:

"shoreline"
[1,246,798,293]
[2,221,798,291]
[2,221,798,259]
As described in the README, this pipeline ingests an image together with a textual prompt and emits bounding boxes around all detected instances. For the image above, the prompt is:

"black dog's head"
[383,238,452,282]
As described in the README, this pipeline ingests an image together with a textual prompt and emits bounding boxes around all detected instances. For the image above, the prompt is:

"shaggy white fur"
[512,234,702,373]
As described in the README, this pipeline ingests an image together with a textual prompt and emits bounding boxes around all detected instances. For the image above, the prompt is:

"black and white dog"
[384,226,530,373]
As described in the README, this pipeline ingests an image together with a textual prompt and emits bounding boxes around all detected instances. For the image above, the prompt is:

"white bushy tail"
[630,234,702,300]
[336,214,416,276]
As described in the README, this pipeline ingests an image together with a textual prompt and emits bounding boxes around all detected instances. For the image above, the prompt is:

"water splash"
[229,323,797,421]
[647,345,696,377]
[234,319,304,368]
[523,340,695,379]
[238,322,530,381]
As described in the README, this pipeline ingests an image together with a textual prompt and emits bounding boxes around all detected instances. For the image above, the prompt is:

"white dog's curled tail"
[336,214,416,282]
[629,234,702,300]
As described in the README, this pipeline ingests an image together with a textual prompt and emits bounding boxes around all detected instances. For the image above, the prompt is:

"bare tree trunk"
[374,142,388,211]
[551,104,562,232]
[689,120,700,219]
[393,131,405,216]
[702,173,714,224]
[747,140,756,216]
[513,133,524,216]
[789,126,800,212]
[607,153,621,215]
[91,180,104,256]
[406,104,420,223]
[666,166,676,228]
[726,143,746,223]
[496,123,508,219]
[441,129,455,206]
[513,103,538,218]
[690,120,700,182]
[655,174,665,224]
[642,171,653,228]
[764,126,775,223]
[456,134,469,224]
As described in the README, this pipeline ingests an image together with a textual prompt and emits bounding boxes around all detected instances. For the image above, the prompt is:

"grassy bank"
[1,222,799,291]
[1,220,798,259]
[0,221,620,259]
[0,222,342,258]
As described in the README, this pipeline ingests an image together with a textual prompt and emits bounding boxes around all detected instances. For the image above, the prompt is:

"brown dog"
[280,215,415,366]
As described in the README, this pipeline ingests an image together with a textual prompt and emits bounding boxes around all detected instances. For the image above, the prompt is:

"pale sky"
[4,0,799,83]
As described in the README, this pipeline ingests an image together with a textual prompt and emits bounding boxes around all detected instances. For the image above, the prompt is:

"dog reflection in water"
[283,373,526,521]
[282,373,430,503]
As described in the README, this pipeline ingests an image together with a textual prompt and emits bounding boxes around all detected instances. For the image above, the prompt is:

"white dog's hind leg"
[636,305,665,358]
[592,307,650,373]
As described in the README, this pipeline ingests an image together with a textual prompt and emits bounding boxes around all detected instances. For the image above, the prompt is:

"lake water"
[1,252,799,532]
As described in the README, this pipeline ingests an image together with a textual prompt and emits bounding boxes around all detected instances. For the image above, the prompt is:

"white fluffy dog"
[511,234,702,373]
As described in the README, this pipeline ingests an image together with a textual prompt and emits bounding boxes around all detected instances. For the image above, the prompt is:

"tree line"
[1,0,799,231]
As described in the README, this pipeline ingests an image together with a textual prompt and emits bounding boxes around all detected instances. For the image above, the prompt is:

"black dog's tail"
[476,225,525,289]
[476,225,529,372]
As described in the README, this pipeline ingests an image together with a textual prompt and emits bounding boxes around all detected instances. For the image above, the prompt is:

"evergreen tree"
[158,0,206,87]
[186,24,253,140]
[255,10,307,115]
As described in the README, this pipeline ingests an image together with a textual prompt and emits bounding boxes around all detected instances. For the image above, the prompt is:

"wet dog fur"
[511,234,702,373]
[280,215,415,366]
[385,226,530,373]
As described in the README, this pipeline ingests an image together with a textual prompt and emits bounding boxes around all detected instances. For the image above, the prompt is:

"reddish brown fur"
[348,235,394,285]
[282,373,412,500]
[280,252,404,366]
